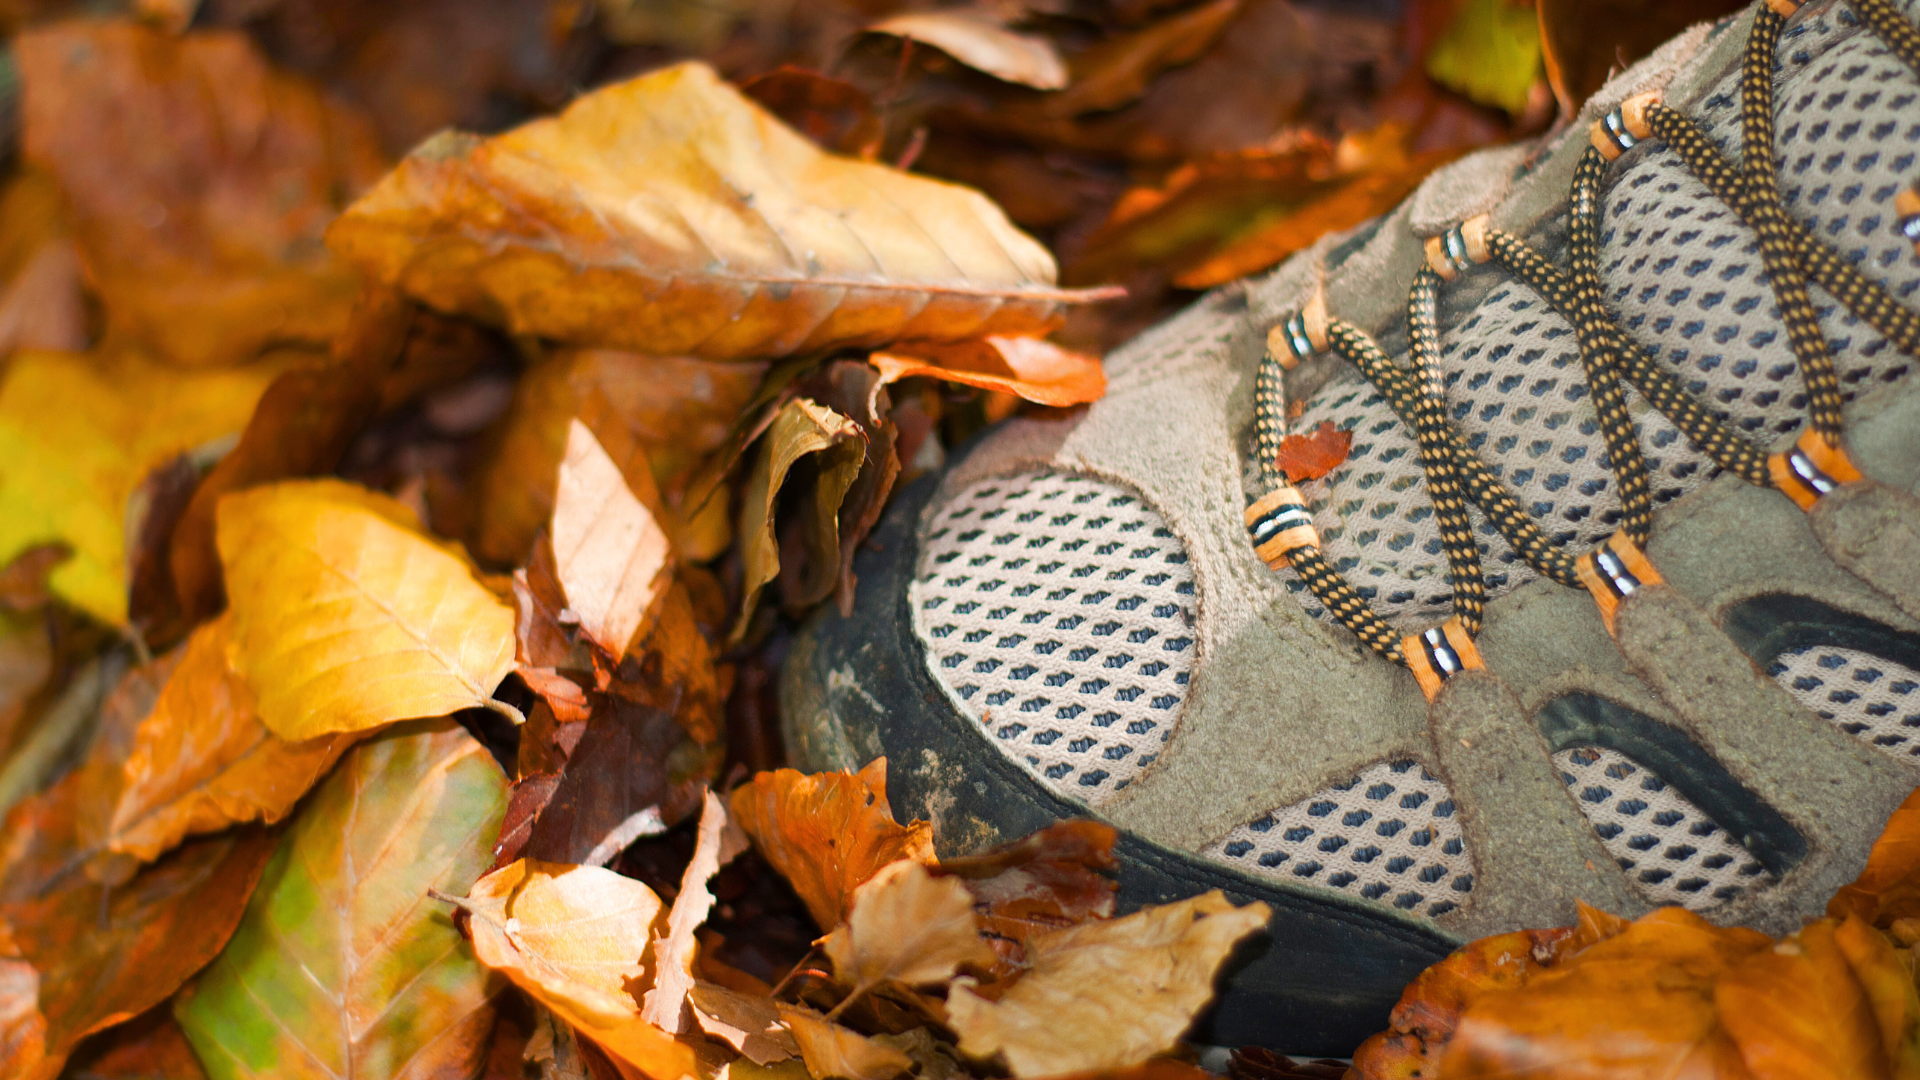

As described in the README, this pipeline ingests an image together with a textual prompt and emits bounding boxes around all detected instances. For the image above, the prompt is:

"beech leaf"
[690,983,800,1066]
[0,349,280,626]
[1272,421,1353,484]
[1714,917,1891,1080]
[641,789,739,1033]
[175,720,507,1080]
[733,398,866,641]
[217,478,517,740]
[1830,785,1920,929]
[553,419,673,659]
[730,760,937,931]
[327,62,1113,360]
[870,337,1107,408]
[946,891,1270,1076]
[103,613,358,863]
[446,858,698,1080]
[779,1007,914,1080]
[823,860,994,994]
[867,12,1069,90]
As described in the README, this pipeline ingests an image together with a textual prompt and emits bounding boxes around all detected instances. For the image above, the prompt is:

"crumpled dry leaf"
[216,478,516,740]
[101,613,358,863]
[553,420,673,660]
[946,890,1270,1076]
[328,61,1113,359]
[740,68,883,160]
[64,1011,210,1080]
[1714,916,1896,1080]
[690,983,800,1066]
[824,860,994,998]
[1273,420,1353,483]
[0,828,275,1080]
[936,820,1119,981]
[0,614,52,765]
[1537,0,1745,114]
[175,720,507,1080]
[1042,0,1242,117]
[1832,785,1920,929]
[730,760,937,932]
[17,20,385,369]
[447,858,698,1080]
[733,398,866,641]
[641,789,741,1033]
[0,173,84,358]
[779,1006,915,1080]
[779,362,901,617]
[0,348,281,626]
[870,337,1106,408]
[867,11,1069,91]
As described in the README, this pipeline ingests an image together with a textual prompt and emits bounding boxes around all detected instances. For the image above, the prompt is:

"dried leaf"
[17,21,385,369]
[870,337,1107,408]
[1538,0,1746,114]
[65,1012,210,1080]
[1436,907,1774,1078]
[448,858,698,1080]
[642,790,735,1033]
[730,761,937,931]
[733,398,865,641]
[1715,917,1890,1080]
[175,720,507,1080]
[554,420,673,660]
[739,68,883,159]
[867,12,1069,91]
[1424,0,1544,117]
[328,62,1112,359]
[936,821,1119,980]
[0,173,84,358]
[0,829,275,1080]
[824,861,994,995]
[0,613,52,763]
[690,983,800,1066]
[0,349,280,626]
[946,891,1270,1076]
[1273,421,1353,483]
[1832,786,1920,929]
[1043,0,1242,116]
[779,1007,914,1080]
[216,478,517,740]
[102,614,357,863]
[0,546,69,615]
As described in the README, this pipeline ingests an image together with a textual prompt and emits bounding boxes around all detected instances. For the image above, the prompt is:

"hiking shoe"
[783,0,1920,1052]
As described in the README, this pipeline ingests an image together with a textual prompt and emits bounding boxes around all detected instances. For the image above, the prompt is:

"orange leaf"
[1716,917,1893,1080]
[871,337,1106,408]
[1831,786,1920,929]
[728,759,936,930]
[1273,421,1352,483]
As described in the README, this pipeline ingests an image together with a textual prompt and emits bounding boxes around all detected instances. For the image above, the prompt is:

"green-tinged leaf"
[217,479,516,740]
[1425,0,1544,117]
[0,350,280,625]
[175,720,507,1080]
[731,398,864,641]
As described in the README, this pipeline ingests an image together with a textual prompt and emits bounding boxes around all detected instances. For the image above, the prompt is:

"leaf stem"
[483,697,527,726]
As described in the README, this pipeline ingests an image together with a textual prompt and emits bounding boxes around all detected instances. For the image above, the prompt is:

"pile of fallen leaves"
[14,0,1903,1078]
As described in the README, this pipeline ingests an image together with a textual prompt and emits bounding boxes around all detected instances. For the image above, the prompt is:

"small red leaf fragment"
[1273,421,1352,483]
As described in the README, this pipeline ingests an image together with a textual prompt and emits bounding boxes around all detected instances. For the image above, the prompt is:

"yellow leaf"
[103,613,357,863]
[823,861,994,993]
[217,478,515,739]
[327,62,1112,360]
[0,349,280,625]
[1424,0,1545,118]
[445,859,697,1080]
[946,891,1270,1076]
[554,420,673,659]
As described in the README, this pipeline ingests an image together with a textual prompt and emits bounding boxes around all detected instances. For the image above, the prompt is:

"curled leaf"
[217,478,517,740]
[553,419,673,659]
[947,891,1270,1077]
[733,398,865,641]
[867,12,1069,90]
[824,860,994,997]
[870,337,1106,408]
[779,1007,915,1080]
[690,983,800,1066]
[641,790,738,1033]
[1831,785,1920,929]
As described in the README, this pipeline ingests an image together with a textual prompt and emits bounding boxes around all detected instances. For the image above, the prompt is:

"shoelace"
[1250,0,1920,696]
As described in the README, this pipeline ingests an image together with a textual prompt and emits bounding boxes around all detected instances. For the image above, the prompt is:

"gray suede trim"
[1407,144,1531,237]
[1811,482,1920,624]
[1427,671,1642,937]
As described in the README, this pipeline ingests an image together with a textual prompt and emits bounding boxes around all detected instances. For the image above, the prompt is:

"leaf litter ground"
[4,1,1909,1079]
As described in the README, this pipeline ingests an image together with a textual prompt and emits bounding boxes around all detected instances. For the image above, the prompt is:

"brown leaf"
[0,545,69,614]
[867,11,1069,91]
[729,760,937,931]
[871,337,1107,408]
[446,858,697,1080]
[947,891,1268,1076]
[0,173,84,358]
[936,820,1119,980]
[328,62,1113,359]
[1538,0,1747,114]
[101,613,357,863]
[17,20,386,369]
[779,1007,915,1080]
[64,1011,208,1080]
[781,362,901,616]
[641,790,738,1033]
[824,860,994,998]
[1715,917,1892,1080]
[0,614,51,764]
[1833,786,1920,929]
[690,983,800,1066]
[553,420,673,660]
[739,67,883,159]
[512,541,599,726]
[1045,0,1242,117]
[0,828,275,1080]
[1272,420,1354,483]
[734,398,866,641]
[1436,908,1773,1078]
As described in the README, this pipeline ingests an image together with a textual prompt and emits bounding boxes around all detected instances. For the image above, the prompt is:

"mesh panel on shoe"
[1555,746,1772,909]
[1769,645,1920,764]
[1264,1,1919,633]
[1201,760,1473,919]
[910,471,1197,806]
